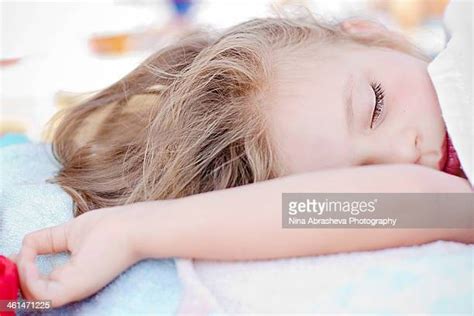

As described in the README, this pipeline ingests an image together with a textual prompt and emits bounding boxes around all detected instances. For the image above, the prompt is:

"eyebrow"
[344,75,354,130]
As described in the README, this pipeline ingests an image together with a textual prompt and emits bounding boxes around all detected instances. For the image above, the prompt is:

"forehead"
[265,42,402,124]
[269,41,367,98]
[263,47,359,173]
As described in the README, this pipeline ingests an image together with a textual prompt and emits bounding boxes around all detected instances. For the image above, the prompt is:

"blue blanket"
[0,143,182,315]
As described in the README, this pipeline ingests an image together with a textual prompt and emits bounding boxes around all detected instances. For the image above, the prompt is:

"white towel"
[177,241,473,313]
[428,0,473,185]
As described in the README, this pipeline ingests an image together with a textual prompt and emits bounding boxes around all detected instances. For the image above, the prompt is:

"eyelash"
[370,82,385,128]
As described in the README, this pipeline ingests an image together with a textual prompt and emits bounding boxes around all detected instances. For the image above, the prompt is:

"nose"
[386,128,421,164]
[363,128,421,165]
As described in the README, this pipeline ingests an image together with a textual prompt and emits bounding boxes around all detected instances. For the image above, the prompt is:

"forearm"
[129,164,473,261]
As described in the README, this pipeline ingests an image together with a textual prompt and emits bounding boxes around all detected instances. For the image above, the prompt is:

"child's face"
[267,43,447,175]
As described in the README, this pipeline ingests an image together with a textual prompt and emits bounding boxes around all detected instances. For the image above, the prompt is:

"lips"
[439,132,462,176]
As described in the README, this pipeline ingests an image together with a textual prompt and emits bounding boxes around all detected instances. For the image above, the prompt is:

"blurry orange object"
[426,0,450,17]
[371,0,450,30]
[89,33,130,55]
[389,0,426,29]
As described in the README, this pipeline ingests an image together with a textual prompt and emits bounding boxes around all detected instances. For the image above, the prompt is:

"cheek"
[410,73,442,119]
[422,74,443,116]
[270,116,353,174]
[382,61,445,152]
[387,61,441,122]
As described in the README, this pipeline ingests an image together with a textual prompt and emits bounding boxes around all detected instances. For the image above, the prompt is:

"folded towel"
[0,143,182,315]
[428,0,473,184]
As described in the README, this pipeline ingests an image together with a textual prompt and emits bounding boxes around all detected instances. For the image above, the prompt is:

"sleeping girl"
[12,12,473,307]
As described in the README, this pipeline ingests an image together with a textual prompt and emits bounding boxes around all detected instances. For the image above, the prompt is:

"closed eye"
[370,82,385,128]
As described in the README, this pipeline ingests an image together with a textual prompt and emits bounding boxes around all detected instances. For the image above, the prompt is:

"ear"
[338,19,389,36]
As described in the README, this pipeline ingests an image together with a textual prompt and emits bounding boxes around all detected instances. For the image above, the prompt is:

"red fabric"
[0,255,19,316]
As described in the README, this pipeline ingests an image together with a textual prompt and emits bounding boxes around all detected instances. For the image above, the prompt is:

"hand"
[13,206,140,307]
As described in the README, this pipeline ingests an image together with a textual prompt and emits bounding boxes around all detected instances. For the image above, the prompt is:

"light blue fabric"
[0,143,182,315]
[0,133,30,148]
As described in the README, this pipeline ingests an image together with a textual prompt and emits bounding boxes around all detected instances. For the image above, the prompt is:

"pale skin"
[269,36,446,174]
[13,19,473,307]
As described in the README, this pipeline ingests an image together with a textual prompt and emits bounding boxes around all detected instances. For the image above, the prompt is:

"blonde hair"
[49,14,429,216]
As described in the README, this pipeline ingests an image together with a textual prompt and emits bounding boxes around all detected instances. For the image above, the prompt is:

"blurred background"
[1,0,450,144]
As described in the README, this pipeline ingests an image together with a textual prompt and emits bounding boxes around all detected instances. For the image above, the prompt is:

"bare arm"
[16,164,472,306]
[132,164,473,260]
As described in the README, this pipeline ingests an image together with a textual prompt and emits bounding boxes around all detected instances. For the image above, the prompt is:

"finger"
[26,248,129,307]
[21,256,89,307]
[17,245,38,300]
[21,223,69,255]
[16,245,74,307]
[17,223,69,304]
[22,262,67,307]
